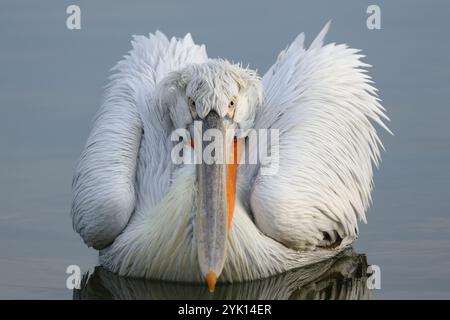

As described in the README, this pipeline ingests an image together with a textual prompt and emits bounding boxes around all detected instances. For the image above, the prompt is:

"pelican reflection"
[74,249,371,300]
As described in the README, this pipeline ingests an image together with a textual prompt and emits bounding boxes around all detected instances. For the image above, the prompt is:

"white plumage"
[71,23,389,285]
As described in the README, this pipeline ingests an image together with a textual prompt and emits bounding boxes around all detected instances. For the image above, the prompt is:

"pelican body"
[71,23,389,289]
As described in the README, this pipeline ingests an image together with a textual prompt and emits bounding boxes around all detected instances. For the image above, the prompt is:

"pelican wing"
[249,22,390,249]
[71,32,207,249]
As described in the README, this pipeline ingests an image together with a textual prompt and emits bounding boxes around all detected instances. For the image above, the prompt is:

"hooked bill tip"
[206,271,217,293]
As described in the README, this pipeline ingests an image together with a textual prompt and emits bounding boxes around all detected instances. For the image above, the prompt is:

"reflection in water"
[74,249,370,300]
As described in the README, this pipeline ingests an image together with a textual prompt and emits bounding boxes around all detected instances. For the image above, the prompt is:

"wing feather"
[71,33,207,249]
[249,22,390,249]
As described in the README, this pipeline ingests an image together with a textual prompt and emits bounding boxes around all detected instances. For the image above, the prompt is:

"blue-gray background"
[0,0,449,299]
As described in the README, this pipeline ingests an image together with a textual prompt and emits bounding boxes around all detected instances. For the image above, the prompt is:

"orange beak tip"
[206,271,217,293]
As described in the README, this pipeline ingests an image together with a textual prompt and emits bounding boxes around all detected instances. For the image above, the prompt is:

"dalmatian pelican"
[71,22,389,292]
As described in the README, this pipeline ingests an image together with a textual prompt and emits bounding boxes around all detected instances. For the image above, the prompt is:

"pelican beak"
[195,111,238,292]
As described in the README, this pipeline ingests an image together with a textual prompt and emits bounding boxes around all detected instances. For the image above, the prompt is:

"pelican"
[71,22,389,291]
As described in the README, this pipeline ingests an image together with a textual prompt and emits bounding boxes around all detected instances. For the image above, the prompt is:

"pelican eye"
[228,97,237,117]
[188,97,196,108]
[228,97,236,108]
[188,97,197,117]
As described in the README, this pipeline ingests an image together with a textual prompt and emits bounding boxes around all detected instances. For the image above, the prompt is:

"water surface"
[1,0,449,299]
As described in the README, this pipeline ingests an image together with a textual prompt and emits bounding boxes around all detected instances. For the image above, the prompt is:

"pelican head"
[158,60,263,290]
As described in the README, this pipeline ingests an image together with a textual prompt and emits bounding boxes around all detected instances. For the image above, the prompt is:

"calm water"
[1,0,449,299]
